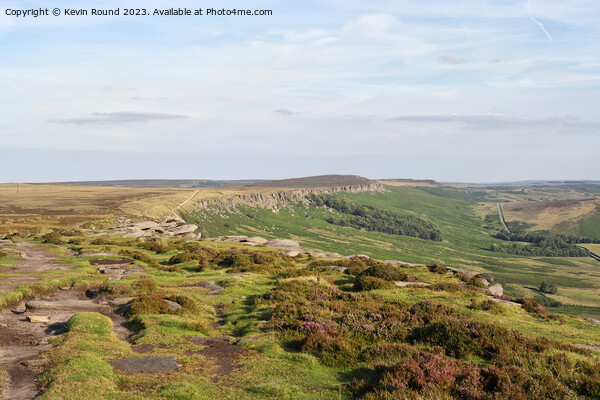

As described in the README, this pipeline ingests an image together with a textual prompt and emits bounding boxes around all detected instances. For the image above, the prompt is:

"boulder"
[286,251,300,257]
[131,221,160,230]
[488,284,503,297]
[196,281,224,295]
[165,300,182,311]
[245,236,267,245]
[264,239,305,254]
[170,224,198,235]
[27,316,50,324]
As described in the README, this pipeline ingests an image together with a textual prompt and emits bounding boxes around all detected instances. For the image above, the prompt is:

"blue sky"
[0,0,598,182]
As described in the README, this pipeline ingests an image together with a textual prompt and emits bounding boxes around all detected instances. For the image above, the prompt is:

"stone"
[123,266,145,276]
[488,284,503,297]
[27,316,50,323]
[239,295,247,300]
[286,250,300,257]
[130,221,160,230]
[165,300,182,311]
[26,300,107,312]
[196,281,224,295]
[264,239,305,254]
[191,336,234,344]
[394,281,430,288]
[109,297,137,305]
[170,224,198,235]
[108,356,181,374]
[245,236,267,245]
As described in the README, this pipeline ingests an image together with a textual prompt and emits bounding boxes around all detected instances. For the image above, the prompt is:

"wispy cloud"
[438,55,469,64]
[273,109,293,116]
[48,112,189,125]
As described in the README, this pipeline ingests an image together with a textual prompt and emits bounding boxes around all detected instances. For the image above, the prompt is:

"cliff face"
[193,183,385,213]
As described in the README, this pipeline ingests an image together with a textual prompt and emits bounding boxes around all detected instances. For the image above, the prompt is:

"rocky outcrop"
[194,183,384,213]
[102,216,200,239]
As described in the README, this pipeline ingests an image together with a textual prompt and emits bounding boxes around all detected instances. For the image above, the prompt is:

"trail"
[172,190,200,218]
[0,242,132,400]
[496,202,510,233]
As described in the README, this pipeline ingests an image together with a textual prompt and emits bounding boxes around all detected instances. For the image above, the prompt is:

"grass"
[0,231,597,399]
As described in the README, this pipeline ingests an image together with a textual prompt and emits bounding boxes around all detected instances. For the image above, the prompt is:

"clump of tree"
[494,230,600,244]
[489,235,590,257]
[539,281,558,294]
[309,194,443,241]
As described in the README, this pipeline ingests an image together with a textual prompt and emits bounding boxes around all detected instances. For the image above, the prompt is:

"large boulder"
[170,224,198,235]
[264,239,305,254]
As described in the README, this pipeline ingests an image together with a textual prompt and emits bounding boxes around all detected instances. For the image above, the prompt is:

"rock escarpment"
[194,183,384,213]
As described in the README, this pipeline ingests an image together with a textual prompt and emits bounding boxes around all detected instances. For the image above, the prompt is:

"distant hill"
[246,174,377,188]
[378,179,439,187]
[54,179,262,188]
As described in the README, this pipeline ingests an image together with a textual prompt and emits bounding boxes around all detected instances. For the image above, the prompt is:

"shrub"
[354,276,395,291]
[539,281,558,294]
[42,231,64,245]
[358,264,417,282]
[427,264,448,274]
[118,249,154,264]
[132,276,158,294]
[126,294,170,317]
[468,298,504,314]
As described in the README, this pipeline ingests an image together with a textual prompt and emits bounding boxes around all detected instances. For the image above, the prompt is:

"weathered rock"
[171,224,198,235]
[286,250,300,257]
[488,284,503,297]
[131,221,160,230]
[191,336,235,344]
[245,236,267,245]
[196,281,224,295]
[325,265,348,273]
[26,300,107,312]
[27,316,50,324]
[109,297,137,306]
[108,356,181,374]
[394,281,430,288]
[123,266,145,276]
[165,300,182,311]
[264,239,305,254]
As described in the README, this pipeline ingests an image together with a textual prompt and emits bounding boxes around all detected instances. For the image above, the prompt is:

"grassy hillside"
[2,233,599,399]
[182,186,600,316]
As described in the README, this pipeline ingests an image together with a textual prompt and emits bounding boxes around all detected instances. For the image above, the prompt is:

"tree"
[539,281,558,294]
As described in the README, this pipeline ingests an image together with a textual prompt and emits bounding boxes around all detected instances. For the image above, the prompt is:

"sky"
[0,0,598,182]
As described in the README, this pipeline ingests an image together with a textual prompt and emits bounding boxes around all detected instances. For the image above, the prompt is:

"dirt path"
[0,242,132,400]
[0,241,72,291]
[171,190,200,218]
[496,202,510,233]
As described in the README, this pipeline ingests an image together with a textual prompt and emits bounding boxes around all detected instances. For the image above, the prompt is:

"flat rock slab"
[191,336,235,344]
[196,281,224,295]
[394,281,430,288]
[108,356,181,374]
[25,300,108,312]
[27,316,50,324]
